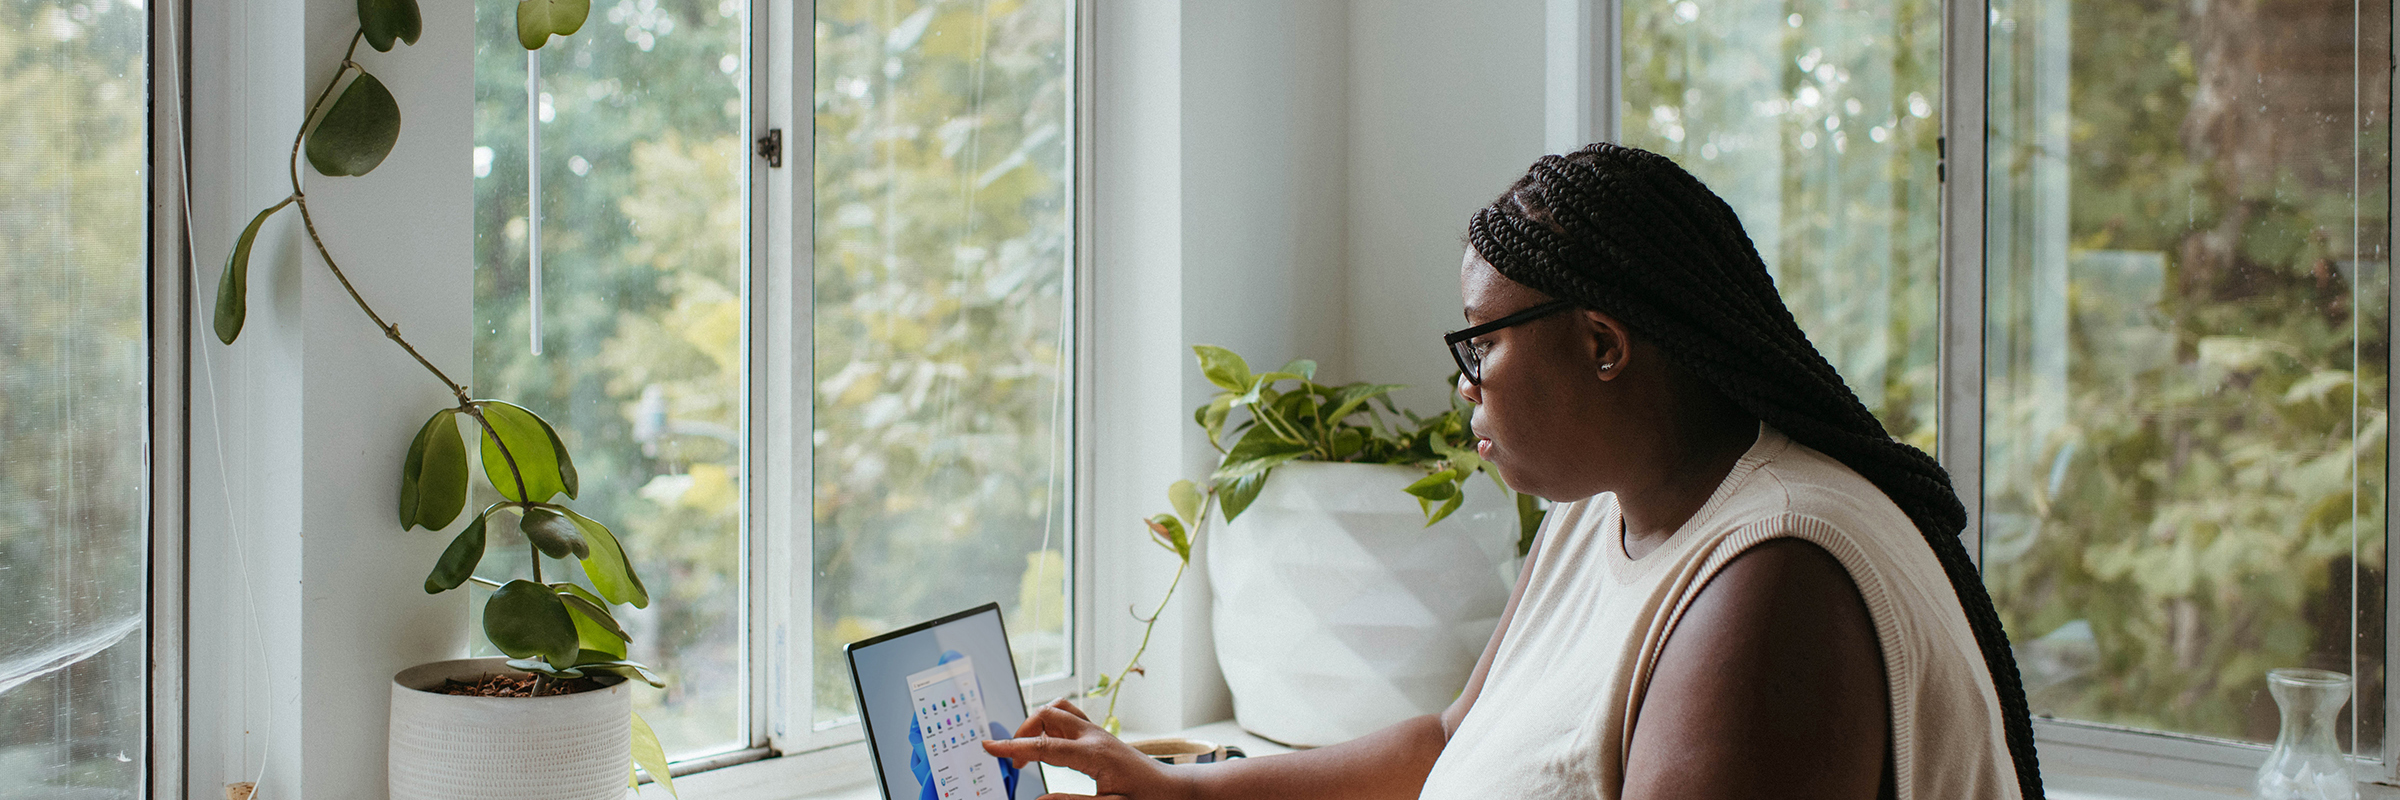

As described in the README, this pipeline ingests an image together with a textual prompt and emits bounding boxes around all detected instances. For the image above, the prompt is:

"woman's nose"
[1457,373,1482,404]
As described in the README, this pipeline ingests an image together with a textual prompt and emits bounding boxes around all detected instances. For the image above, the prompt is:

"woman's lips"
[1476,438,1493,459]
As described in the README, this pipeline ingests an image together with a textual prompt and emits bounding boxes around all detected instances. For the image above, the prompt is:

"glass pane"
[0,0,150,795]
[1983,0,2390,750]
[1621,0,1945,449]
[473,0,751,759]
[813,0,1075,725]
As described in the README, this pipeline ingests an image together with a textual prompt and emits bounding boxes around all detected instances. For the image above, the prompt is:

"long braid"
[1470,143,2043,799]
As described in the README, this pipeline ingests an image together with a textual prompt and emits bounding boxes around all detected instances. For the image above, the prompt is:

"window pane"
[1621,0,1946,449]
[0,0,149,794]
[473,0,751,759]
[1983,0,2390,749]
[812,0,1075,725]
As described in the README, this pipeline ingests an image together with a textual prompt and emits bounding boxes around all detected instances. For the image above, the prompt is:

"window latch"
[756,129,783,168]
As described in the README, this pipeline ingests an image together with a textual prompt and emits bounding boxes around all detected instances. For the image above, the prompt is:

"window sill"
[671,718,2378,800]
[666,720,1294,799]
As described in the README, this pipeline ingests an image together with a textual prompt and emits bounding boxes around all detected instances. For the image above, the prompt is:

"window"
[1981,0,2388,754]
[470,0,1080,769]
[0,0,152,793]
[1621,0,1945,450]
[1619,0,2391,783]
[808,0,1077,728]
[473,0,755,759]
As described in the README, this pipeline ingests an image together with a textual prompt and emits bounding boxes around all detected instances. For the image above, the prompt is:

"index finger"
[1013,700,1095,739]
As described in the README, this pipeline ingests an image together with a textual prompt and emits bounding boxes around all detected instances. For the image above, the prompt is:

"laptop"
[844,603,1050,800]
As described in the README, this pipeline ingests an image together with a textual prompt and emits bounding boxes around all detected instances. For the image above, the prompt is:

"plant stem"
[530,543,544,584]
[1104,547,1191,729]
[468,575,506,590]
[283,28,474,406]
[1251,401,1309,449]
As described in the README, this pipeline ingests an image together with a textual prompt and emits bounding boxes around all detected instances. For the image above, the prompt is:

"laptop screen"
[845,603,1049,800]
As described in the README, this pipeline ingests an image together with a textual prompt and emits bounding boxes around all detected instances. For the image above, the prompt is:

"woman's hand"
[981,699,1196,800]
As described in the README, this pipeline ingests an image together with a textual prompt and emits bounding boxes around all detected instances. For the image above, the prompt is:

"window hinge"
[1936,135,1947,183]
[756,129,783,168]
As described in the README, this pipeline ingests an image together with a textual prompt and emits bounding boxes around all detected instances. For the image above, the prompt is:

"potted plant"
[210,0,677,794]
[1086,346,1543,747]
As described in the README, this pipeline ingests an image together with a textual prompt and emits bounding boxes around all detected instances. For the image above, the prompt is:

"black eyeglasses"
[1444,299,1577,385]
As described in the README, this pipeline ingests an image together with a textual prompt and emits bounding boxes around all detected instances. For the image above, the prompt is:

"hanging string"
[527,47,544,356]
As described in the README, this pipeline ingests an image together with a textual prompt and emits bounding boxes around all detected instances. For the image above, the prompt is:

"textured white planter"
[1208,461,1518,747]
[390,657,632,800]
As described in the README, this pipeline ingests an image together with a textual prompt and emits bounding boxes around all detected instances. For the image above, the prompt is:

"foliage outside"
[807,0,1077,726]
[0,0,149,792]
[1624,0,2391,746]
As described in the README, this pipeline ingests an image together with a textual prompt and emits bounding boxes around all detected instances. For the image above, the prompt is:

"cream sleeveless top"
[1417,425,2019,799]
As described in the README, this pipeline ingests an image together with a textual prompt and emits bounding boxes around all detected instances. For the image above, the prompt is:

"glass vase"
[2255,668,2355,800]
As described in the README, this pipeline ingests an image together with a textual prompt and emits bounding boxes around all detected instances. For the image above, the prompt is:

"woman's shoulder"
[1717,429,1916,538]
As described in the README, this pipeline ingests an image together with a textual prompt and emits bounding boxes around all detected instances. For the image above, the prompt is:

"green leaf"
[515,0,590,50]
[1213,424,1310,481]
[1515,491,1546,557]
[1215,470,1269,523]
[631,711,679,796]
[1330,428,1364,459]
[1192,345,1252,392]
[1168,480,1203,528]
[1423,491,1465,526]
[476,401,572,503]
[422,509,490,593]
[504,658,584,678]
[520,506,590,559]
[399,409,468,530]
[579,657,666,688]
[485,579,580,669]
[1403,470,1461,502]
[1325,384,1405,425]
[305,71,401,177]
[214,200,287,345]
[564,508,650,608]
[557,585,630,657]
[1197,396,1235,449]
[1092,673,1111,692]
[1145,514,1191,562]
[357,0,422,51]
[1277,359,1318,381]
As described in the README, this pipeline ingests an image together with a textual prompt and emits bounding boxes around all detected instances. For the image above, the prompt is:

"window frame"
[152,0,191,789]
[695,0,1100,785]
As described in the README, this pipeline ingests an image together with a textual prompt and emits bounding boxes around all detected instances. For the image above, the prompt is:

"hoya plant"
[210,0,676,791]
[1083,345,1548,734]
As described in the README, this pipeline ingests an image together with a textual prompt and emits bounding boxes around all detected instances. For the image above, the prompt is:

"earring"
[1599,362,1617,371]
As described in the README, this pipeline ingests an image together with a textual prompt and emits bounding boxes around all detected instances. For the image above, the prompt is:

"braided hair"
[1468,142,2042,799]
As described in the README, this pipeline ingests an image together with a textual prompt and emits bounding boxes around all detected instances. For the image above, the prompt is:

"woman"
[984,143,2040,800]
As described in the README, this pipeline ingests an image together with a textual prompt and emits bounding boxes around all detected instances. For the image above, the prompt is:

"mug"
[1129,737,1247,765]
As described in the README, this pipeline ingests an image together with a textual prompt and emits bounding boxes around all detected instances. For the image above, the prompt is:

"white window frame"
[677,0,1099,789]
[1554,0,2399,792]
[151,0,193,790]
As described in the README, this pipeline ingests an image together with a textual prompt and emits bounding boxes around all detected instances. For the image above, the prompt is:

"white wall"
[1088,0,1550,734]
[186,0,477,792]
[1345,0,1551,415]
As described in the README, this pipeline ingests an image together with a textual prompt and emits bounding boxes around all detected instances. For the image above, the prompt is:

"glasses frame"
[1443,299,1578,385]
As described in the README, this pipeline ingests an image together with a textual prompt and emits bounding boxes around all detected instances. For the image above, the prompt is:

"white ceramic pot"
[1208,461,1518,747]
[389,657,632,800]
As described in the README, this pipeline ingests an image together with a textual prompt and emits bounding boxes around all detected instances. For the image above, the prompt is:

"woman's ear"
[1581,308,1633,379]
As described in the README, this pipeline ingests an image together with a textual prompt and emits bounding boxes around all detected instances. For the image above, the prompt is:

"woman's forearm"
[1175,714,1448,800]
